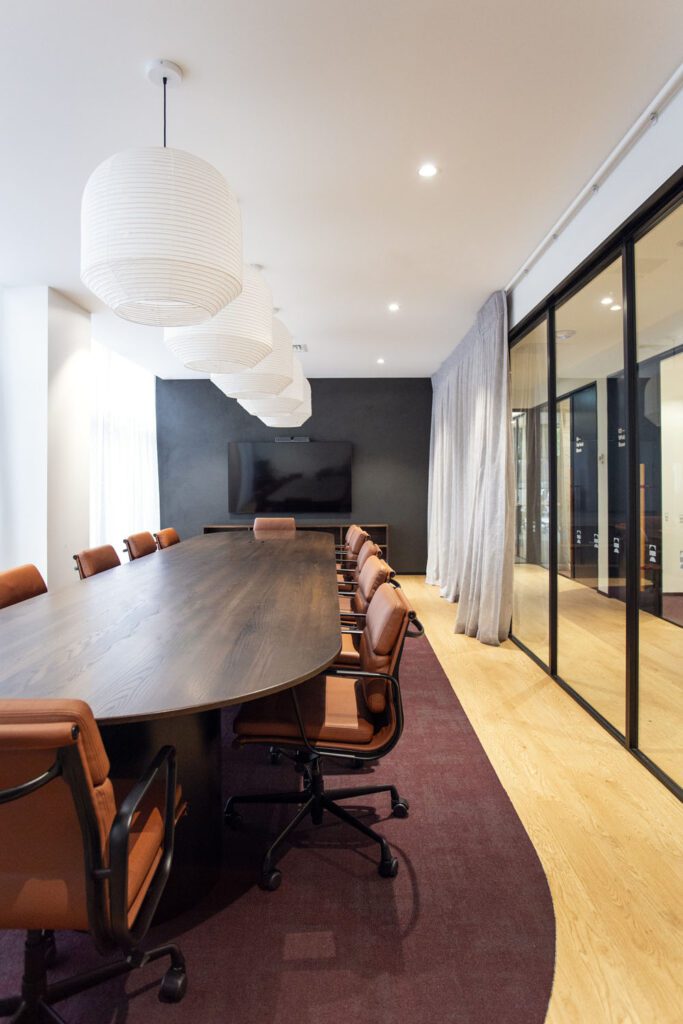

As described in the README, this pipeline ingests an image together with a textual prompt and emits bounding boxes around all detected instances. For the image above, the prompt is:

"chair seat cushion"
[335,631,361,667]
[234,675,374,746]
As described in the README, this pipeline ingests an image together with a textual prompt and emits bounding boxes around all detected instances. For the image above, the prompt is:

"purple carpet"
[0,636,555,1023]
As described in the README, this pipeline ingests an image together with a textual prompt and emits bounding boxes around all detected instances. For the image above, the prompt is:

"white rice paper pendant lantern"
[165,264,273,373]
[259,380,312,427]
[239,356,305,416]
[81,147,242,327]
[211,317,293,399]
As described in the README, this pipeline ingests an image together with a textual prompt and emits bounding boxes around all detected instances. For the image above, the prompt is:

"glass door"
[510,320,550,664]
[635,198,683,785]
[555,259,626,734]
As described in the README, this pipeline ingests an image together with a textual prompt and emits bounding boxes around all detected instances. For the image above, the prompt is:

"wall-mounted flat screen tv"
[228,441,352,514]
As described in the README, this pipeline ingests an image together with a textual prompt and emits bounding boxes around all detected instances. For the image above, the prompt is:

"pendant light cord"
[163,75,167,147]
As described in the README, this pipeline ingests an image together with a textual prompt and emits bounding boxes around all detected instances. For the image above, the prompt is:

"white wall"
[0,287,49,579]
[510,88,683,326]
[0,286,91,589]
[47,290,91,589]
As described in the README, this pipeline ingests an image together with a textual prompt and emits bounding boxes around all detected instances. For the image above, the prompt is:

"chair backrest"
[0,564,47,610]
[155,527,181,550]
[344,524,360,545]
[253,517,296,539]
[0,699,115,934]
[352,555,393,615]
[123,531,157,561]
[347,528,369,557]
[74,545,121,580]
[358,583,415,713]
[355,539,382,576]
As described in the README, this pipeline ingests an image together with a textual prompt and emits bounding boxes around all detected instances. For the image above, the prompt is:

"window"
[90,340,160,550]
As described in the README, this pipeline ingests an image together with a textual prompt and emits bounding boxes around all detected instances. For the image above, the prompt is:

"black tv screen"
[228,441,352,514]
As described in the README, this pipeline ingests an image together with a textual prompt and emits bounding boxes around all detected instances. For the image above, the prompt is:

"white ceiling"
[1,1,682,379]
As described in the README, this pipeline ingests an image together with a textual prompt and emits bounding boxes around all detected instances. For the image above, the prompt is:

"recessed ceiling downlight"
[556,330,576,342]
[601,296,614,306]
[418,162,438,178]
[610,304,622,312]
[377,358,385,364]
[388,302,400,312]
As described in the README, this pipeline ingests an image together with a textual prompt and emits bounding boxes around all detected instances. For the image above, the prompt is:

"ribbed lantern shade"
[165,265,273,373]
[239,357,305,416]
[260,380,312,427]
[81,147,242,327]
[210,317,293,400]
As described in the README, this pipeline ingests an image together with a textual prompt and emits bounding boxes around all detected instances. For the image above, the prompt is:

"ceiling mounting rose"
[145,59,183,88]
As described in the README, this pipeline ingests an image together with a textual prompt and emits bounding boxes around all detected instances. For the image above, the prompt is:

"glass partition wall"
[634,200,683,784]
[510,321,550,664]
[509,174,682,799]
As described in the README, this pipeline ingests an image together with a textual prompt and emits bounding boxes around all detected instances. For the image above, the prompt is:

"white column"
[47,289,91,589]
[0,286,91,590]
[0,287,49,579]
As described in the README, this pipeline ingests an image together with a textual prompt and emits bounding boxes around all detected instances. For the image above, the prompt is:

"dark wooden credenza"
[204,521,390,563]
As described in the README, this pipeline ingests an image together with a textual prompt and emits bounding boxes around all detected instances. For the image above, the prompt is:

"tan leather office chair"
[154,528,181,550]
[0,699,187,1022]
[73,545,121,580]
[339,553,393,617]
[337,538,381,591]
[225,584,423,890]
[123,531,157,561]
[336,526,370,574]
[0,565,47,610]
[253,517,296,540]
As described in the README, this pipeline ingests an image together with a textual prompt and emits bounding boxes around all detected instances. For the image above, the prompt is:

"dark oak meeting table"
[0,531,342,914]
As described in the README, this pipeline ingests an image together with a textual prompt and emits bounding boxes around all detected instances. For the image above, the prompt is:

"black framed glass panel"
[510,321,550,663]
[555,258,626,734]
[635,198,683,785]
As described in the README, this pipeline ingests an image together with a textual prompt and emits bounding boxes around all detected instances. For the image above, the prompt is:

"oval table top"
[0,531,342,723]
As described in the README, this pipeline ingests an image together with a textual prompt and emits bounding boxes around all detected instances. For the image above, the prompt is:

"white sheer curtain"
[426,291,514,645]
[90,340,160,549]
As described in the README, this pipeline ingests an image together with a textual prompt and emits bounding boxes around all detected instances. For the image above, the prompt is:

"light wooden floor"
[512,562,682,782]
[400,576,683,1024]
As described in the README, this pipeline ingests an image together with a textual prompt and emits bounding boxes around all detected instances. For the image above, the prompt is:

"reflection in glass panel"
[510,322,549,664]
[635,200,683,784]
[555,259,626,733]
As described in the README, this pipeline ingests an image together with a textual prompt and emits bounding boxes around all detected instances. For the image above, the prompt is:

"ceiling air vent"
[292,343,308,353]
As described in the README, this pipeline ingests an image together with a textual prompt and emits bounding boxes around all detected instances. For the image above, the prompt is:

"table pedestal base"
[101,709,223,921]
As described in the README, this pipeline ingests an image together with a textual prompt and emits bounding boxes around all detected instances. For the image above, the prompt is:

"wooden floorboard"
[401,576,683,1024]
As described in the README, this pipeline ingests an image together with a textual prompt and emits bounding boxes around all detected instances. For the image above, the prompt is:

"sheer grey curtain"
[426,291,514,645]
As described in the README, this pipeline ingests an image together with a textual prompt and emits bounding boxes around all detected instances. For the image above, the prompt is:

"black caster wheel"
[260,868,282,892]
[224,809,242,829]
[378,857,399,879]
[268,747,282,765]
[391,799,409,819]
[159,966,188,1004]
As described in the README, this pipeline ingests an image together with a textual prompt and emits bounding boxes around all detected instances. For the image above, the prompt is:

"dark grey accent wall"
[156,378,432,573]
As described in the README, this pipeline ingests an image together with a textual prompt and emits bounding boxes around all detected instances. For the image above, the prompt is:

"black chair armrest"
[0,759,63,805]
[289,668,403,763]
[407,612,425,637]
[108,745,177,948]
